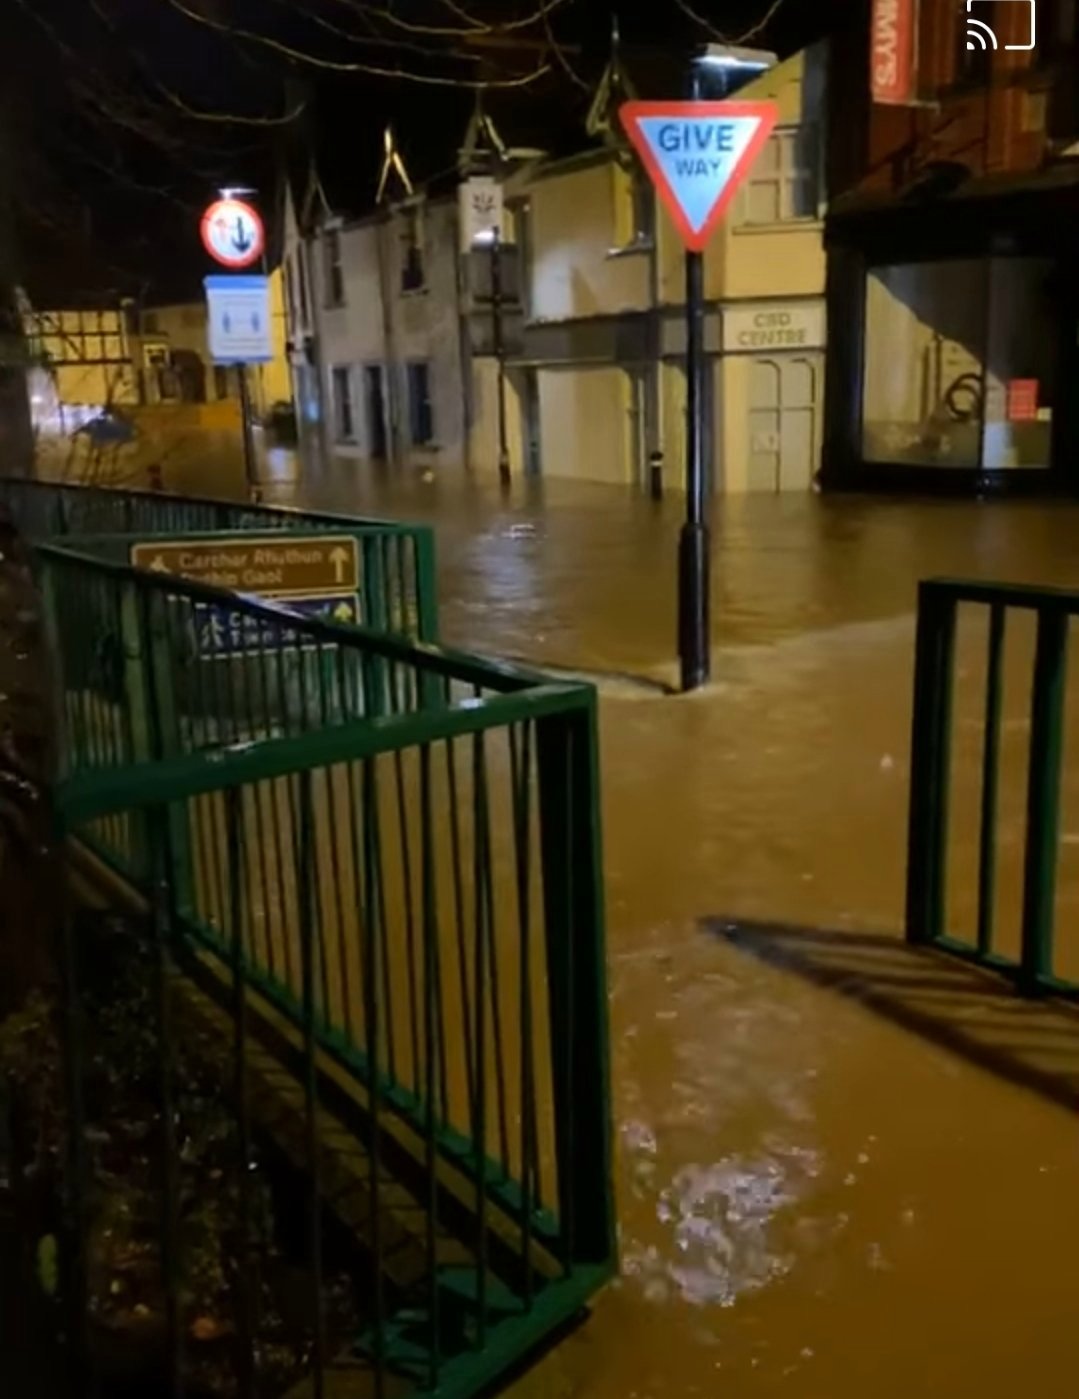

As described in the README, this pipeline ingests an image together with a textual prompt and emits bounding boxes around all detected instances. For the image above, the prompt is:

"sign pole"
[619,94,777,693]
[237,362,260,503]
[199,194,270,506]
[680,65,709,693]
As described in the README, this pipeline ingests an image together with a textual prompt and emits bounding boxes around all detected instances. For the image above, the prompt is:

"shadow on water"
[704,918,1079,1116]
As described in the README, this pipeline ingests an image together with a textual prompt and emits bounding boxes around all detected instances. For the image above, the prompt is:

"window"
[741,128,820,226]
[323,229,345,307]
[406,361,433,445]
[332,365,355,441]
[283,256,296,326]
[297,246,310,325]
[613,163,654,248]
[861,258,1055,470]
[401,207,426,292]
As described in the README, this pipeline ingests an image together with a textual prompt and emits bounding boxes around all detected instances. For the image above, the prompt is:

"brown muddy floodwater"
[44,440,1079,1397]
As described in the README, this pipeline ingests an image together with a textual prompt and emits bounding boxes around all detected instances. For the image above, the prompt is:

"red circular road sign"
[200,197,265,269]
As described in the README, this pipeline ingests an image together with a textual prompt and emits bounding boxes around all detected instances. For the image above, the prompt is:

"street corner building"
[822,0,1079,495]
[280,42,829,495]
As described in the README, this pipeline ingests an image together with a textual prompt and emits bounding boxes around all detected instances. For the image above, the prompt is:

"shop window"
[741,128,819,226]
[332,364,355,441]
[401,206,426,293]
[407,361,434,445]
[323,229,345,307]
[861,258,1055,470]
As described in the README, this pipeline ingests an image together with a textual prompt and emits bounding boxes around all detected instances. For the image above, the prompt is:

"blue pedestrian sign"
[620,101,778,252]
[191,593,360,656]
[204,274,273,364]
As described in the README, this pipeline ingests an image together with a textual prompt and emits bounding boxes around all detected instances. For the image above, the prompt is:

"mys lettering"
[657,122,735,177]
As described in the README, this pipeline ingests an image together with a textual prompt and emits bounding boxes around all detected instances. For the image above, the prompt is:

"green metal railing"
[0,474,439,641]
[907,577,1079,999]
[42,539,615,1397]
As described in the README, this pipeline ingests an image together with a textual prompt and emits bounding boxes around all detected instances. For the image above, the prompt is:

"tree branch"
[163,0,555,86]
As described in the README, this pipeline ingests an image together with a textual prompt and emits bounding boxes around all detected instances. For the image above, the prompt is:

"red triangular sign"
[620,101,778,252]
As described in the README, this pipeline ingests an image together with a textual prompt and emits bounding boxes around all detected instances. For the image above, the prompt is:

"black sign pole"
[679,63,710,692]
[237,362,260,503]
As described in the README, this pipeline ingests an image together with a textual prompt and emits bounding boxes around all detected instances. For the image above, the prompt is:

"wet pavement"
[41,434,1079,1396]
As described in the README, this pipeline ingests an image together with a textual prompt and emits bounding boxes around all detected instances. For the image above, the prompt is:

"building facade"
[823,0,1079,493]
[284,45,828,494]
[24,272,293,435]
[135,272,292,420]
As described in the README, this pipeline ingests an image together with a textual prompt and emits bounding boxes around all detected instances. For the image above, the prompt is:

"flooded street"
[47,438,1079,1396]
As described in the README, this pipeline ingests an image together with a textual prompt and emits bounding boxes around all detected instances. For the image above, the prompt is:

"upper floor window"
[401,206,426,293]
[297,246,310,325]
[741,127,820,226]
[283,256,296,326]
[323,229,345,307]
[613,162,654,249]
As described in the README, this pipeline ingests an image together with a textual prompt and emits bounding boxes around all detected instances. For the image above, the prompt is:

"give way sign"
[620,101,778,252]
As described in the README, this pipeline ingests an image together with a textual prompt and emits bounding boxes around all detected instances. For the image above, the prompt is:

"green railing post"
[119,577,155,878]
[976,604,1005,957]
[414,532,439,643]
[536,694,616,1274]
[139,590,196,916]
[906,582,956,947]
[1020,606,1068,993]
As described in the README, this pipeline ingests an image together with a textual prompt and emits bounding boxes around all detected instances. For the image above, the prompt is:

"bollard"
[648,449,663,502]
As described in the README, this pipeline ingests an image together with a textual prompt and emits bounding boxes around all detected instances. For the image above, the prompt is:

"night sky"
[1,0,857,307]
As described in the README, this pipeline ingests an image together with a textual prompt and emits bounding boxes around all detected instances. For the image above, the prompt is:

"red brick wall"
[831,0,1065,200]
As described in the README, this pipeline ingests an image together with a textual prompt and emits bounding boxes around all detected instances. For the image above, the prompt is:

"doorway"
[364,364,388,458]
[747,353,822,492]
[520,368,541,477]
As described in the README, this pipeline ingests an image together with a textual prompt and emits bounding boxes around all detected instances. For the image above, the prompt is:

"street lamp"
[471,224,511,487]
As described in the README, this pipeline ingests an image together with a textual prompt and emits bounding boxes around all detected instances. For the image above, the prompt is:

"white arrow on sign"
[329,546,349,584]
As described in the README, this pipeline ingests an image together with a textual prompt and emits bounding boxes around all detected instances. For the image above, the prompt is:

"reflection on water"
[42,439,1079,1396]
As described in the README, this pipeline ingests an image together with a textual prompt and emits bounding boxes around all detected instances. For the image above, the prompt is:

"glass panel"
[862,260,987,468]
[982,258,1055,469]
[755,135,780,176]
[746,179,780,225]
[790,129,819,218]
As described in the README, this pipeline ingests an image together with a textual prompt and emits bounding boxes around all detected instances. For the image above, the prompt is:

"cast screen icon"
[965,0,1036,51]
